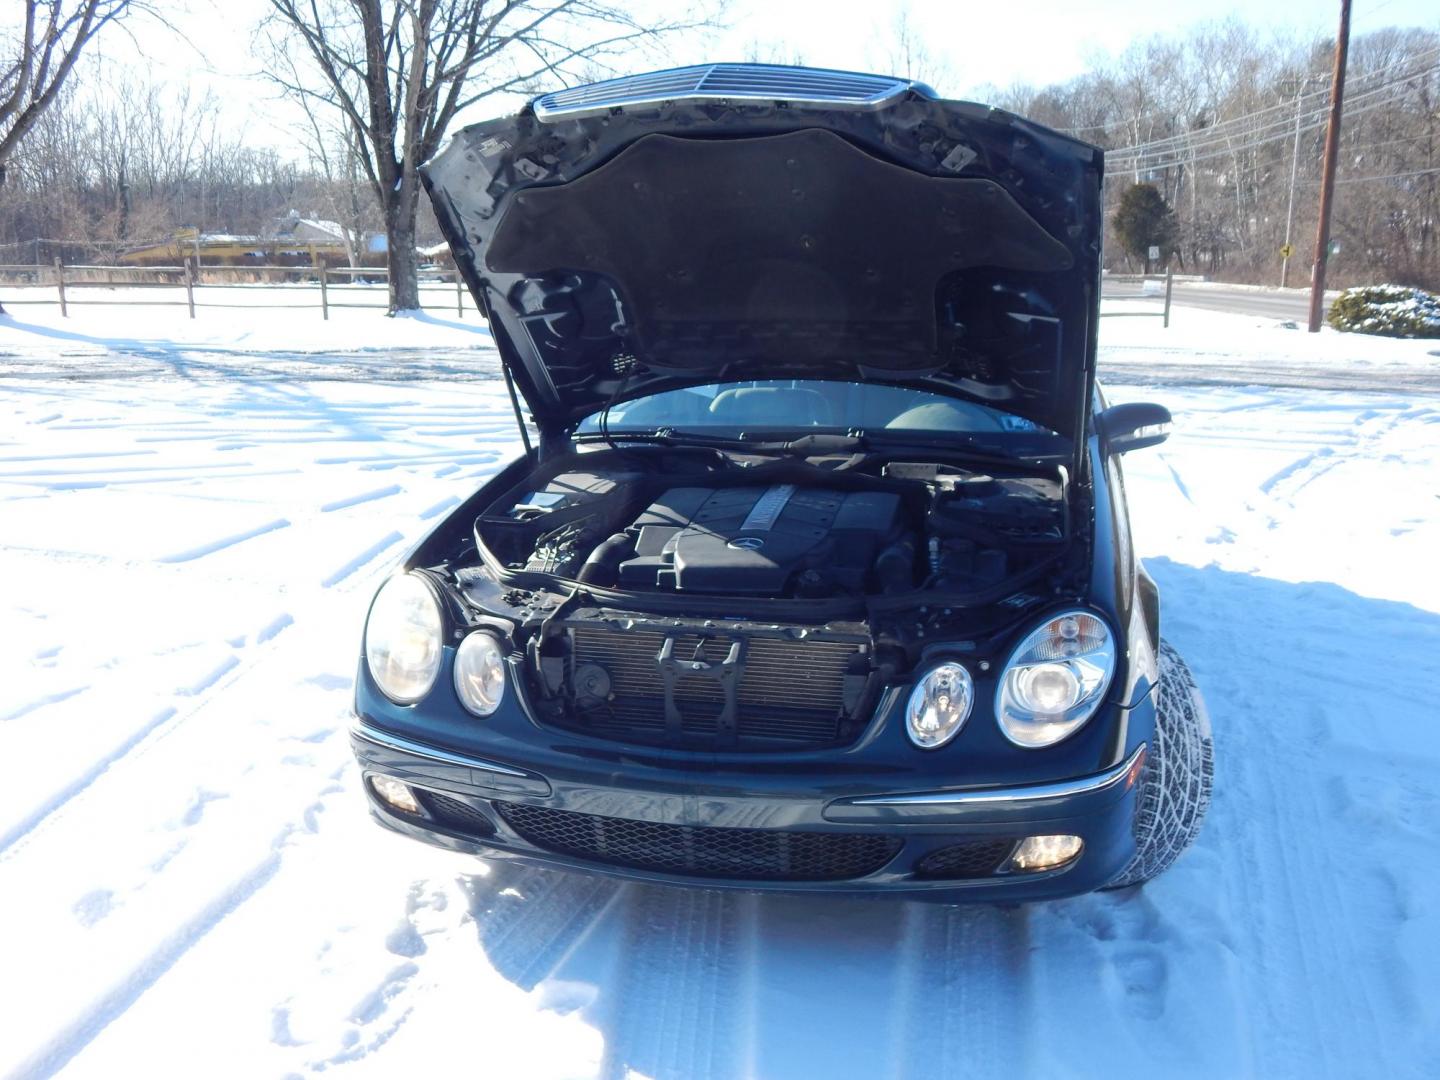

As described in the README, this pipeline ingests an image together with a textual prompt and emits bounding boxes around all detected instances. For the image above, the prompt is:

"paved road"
[1103,280,1336,321]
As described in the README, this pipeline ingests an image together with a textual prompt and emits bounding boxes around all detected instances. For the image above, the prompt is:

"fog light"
[370,775,421,815]
[1007,834,1083,872]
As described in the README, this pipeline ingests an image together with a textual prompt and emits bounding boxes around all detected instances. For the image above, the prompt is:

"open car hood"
[423,64,1104,438]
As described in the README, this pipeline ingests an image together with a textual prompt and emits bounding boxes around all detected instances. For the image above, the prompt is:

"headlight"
[905,662,974,749]
[996,611,1116,748]
[454,631,506,716]
[364,573,443,704]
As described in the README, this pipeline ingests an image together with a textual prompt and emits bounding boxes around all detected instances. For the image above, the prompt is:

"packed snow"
[1,298,1438,1079]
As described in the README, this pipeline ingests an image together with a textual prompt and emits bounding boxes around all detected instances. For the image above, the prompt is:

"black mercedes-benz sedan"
[350,63,1213,902]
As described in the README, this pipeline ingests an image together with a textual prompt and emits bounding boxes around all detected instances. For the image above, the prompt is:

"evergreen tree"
[1113,183,1178,274]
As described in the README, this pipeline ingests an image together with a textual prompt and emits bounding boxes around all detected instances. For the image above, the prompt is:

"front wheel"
[1106,640,1214,889]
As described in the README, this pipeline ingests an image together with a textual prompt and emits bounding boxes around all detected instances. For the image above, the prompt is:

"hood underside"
[423,64,1104,438]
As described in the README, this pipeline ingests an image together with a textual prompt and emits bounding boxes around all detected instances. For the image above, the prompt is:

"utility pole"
[1308,0,1351,333]
[1281,76,1321,289]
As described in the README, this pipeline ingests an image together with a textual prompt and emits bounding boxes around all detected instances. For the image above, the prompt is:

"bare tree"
[1,1,131,186]
[259,0,708,314]
[1,0,131,312]
[871,4,953,94]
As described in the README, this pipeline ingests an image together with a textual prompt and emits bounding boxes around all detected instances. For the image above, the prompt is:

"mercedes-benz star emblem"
[728,536,765,550]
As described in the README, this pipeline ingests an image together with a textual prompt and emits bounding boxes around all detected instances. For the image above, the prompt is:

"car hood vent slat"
[534,63,923,119]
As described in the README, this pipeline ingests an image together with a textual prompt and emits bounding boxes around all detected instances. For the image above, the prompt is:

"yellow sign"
[1279,243,1295,259]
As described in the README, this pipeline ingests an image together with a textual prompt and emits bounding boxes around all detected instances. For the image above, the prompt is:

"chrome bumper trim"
[824,744,1146,818]
[350,721,532,780]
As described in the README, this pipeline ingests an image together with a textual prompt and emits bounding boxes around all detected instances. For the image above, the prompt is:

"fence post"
[184,258,196,319]
[54,257,67,317]
[1163,267,1174,329]
[455,271,464,318]
[319,264,329,320]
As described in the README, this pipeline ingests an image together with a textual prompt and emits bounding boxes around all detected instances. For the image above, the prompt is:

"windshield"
[578,380,1061,446]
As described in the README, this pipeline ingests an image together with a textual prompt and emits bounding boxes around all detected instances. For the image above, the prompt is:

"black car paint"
[354,68,1167,901]
[422,89,1104,444]
[352,406,1161,901]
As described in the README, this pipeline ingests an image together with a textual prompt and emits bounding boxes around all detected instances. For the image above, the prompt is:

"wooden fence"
[0,260,474,320]
[2,259,1175,327]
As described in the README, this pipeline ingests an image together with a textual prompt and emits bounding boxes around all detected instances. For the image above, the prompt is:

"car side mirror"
[1096,402,1171,454]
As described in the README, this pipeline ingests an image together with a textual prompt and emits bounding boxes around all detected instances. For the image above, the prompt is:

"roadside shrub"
[1327,284,1440,338]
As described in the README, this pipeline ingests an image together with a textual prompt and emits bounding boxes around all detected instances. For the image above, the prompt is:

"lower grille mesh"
[913,839,1017,880]
[422,791,496,837]
[495,802,901,881]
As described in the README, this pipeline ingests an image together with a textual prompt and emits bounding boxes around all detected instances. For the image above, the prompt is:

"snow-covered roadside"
[6,292,1437,390]
[1,315,1438,1078]
[1098,302,1440,388]
[0,288,491,355]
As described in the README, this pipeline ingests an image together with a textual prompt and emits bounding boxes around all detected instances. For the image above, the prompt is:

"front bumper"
[350,719,1148,903]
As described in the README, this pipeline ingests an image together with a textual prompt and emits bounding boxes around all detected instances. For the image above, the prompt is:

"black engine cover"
[617,484,902,595]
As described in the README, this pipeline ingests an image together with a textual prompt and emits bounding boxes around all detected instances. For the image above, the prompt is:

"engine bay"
[470,447,1068,604]
[424,444,1083,751]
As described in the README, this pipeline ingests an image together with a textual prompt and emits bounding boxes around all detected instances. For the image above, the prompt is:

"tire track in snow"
[1259,405,1416,505]
[0,706,179,858]
[320,484,402,513]
[599,886,743,1080]
[465,863,623,992]
[1257,447,1335,495]
[0,611,293,861]
[1208,625,1401,1073]
[8,851,283,1080]
[893,903,1034,1080]
[156,518,291,563]
[322,531,405,588]
[1222,744,1373,1075]
[739,895,912,1078]
[0,685,88,722]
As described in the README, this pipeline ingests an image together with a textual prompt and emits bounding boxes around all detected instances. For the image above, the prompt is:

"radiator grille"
[495,801,901,881]
[562,624,864,749]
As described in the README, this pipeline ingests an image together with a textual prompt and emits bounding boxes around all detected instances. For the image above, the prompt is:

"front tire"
[1107,640,1213,889]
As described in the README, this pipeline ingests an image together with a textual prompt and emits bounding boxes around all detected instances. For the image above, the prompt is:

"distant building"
[117,212,387,267]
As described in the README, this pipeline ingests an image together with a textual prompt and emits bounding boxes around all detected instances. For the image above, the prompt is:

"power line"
[1059,44,1439,144]
[1104,70,1434,170]
[1340,132,1440,155]
[1307,165,1440,184]
[1093,51,1439,159]
[1106,65,1436,166]
[1103,89,1421,174]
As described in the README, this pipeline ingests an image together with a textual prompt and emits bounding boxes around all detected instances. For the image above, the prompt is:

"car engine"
[611,484,905,596]
[473,454,1066,601]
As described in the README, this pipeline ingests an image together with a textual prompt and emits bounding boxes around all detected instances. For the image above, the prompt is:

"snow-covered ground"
[1,301,1438,1079]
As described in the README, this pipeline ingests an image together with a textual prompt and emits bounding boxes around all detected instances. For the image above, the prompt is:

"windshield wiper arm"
[849,429,1062,467]
[572,428,758,450]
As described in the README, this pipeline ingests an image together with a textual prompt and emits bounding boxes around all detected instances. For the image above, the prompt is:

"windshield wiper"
[572,428,759,450]
[828,429,1064,468]
[574,428,1061,468]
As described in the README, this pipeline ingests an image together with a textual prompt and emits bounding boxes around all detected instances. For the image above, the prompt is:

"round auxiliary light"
[453,631,507,716]
[996,611,1116,748]
[1007,834,1084,872]
[905,662,975,749]
[364,573,444,704]
[370,775,422,815]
